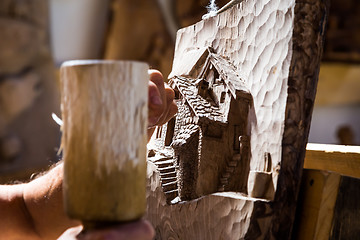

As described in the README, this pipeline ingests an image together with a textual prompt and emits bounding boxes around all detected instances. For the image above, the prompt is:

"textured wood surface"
[304,143,360,178]
[171,0,295,182]
[60,60,148,222]
[146,0,329,239]
[0,0,60,181]
[146,162,272,240]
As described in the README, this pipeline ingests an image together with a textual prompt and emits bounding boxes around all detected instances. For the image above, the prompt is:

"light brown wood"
[60,60,148,223]
[316,63,360,106]
[293,143,360,240]
[304,143,360,178]
[104,0,174,77]
[294,143,360,239]
[146,0,329,239]
[294,170,341,240]
[314,172,341,240]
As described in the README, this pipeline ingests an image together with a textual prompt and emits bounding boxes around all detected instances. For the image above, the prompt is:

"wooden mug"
[60,60,149,225]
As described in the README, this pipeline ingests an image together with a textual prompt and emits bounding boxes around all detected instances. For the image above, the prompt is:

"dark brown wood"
[272,1,330,238]
[330,176,360,240]
[322,0,360,62]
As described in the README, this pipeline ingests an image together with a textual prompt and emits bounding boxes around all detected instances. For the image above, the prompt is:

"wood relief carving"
[146,0,329,239]
[149,47,252,201]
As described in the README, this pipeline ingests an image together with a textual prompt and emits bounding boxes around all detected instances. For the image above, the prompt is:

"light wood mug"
[60,60,149,226]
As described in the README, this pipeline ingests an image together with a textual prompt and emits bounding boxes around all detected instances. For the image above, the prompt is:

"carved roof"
[169,47,251,101]
[169,47,252,125]
[171,122,199,149]
[206,53,251,101]
[171,76,226,124]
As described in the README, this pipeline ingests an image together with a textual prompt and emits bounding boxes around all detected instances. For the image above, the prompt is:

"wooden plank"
[294,144,360,239]
[293,169,341,240]
[304,143,360,178]
[313,172,341,240]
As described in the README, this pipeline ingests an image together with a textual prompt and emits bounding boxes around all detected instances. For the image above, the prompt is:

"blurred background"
[0,0,359,183]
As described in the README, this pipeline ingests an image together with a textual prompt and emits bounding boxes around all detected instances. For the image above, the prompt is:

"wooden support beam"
[294,143,360,240]
[293,169,341,240]
[304,143,360,178]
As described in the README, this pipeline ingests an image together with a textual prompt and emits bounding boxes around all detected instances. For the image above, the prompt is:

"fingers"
[148,70,166,127]
[148,69,177,129]
[76,220,155,240]
[156,87,177,125]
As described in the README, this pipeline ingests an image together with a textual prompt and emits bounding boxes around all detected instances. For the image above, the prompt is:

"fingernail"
[151,95,162,105]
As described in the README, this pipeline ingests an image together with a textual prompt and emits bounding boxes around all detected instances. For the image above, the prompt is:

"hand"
[58,220,155,240]
[148,69,177,140]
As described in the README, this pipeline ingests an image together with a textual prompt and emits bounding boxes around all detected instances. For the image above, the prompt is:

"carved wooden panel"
[146,0,329,239]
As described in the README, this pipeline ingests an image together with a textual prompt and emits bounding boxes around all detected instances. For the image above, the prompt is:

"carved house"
[149,47,253,201]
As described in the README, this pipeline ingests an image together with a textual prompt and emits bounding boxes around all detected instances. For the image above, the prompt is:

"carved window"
[165,117,176,146]
[197,80,209,99]
[174,88,180,100]
[220,91,226,103]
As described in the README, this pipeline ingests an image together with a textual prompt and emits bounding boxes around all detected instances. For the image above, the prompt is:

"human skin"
[0,69,177,240]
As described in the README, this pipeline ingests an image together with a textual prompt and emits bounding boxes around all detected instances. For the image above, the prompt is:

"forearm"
[23,162,80,239]
[0,163,80,240]
[0,184,41,240]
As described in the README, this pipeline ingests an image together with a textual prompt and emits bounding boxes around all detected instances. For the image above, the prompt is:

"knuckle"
[149,70,164,86]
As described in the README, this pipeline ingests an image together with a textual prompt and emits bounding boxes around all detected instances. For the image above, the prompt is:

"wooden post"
[60,60,149,226]
[293,143,360,240]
